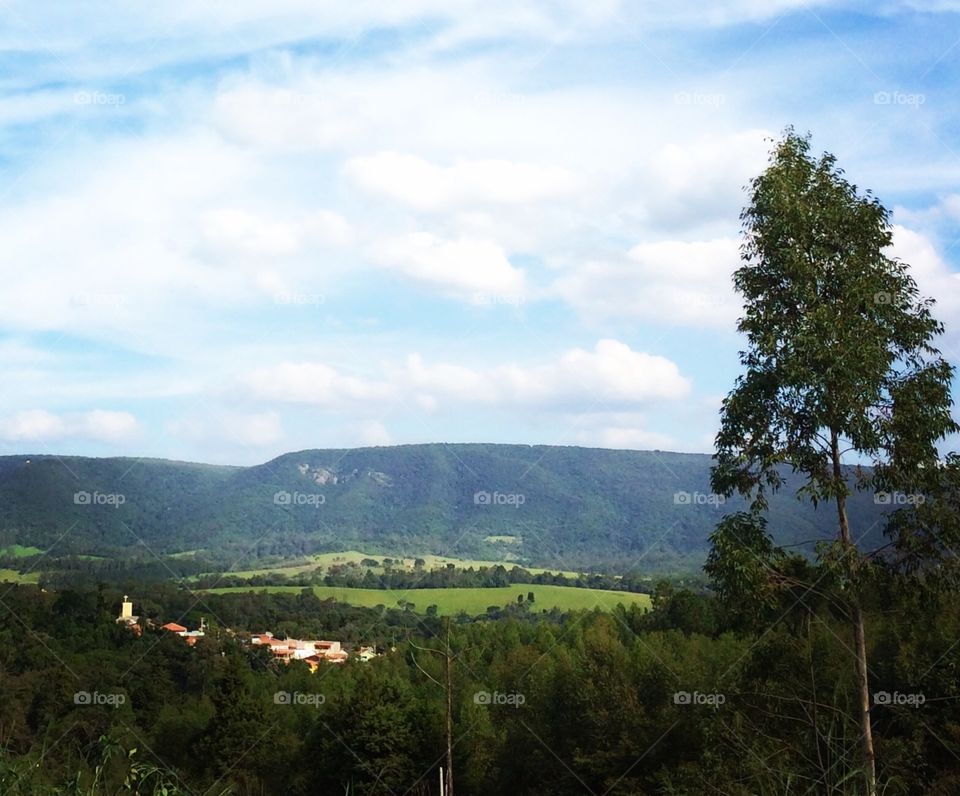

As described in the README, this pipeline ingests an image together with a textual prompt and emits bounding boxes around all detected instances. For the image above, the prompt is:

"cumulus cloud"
[890,225,960,352]
[554,238,741,327]
[240,340,690,411]
[345,152,578,211]
[370,233,527,298]
[0,410,138,443]
[357,420,393,446]
[239,363,397,406]
[572,421,675,451]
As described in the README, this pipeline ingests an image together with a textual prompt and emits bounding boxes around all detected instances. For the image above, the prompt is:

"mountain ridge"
[0,444,888,572]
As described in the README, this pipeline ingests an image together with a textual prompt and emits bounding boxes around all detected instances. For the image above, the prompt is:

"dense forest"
[1,572,959,795]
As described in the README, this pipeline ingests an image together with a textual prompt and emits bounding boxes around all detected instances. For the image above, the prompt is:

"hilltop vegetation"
[0,444,888,572]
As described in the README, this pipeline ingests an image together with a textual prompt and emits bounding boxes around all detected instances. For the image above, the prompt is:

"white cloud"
[542,339,691,404]
[371,233,527,298]
[635,131,770,232]
[575,424,675,451]
[77,410,139,442]
[0,410,66,441]
[0,0,858,92]
[554,238,741,327]
[345,152,578,211]
[0,409,138,443]
[357,420,393,446]
[890,225,960,352]
[240,363,397,406]
[200,208,302,257]
[240,339,689,412]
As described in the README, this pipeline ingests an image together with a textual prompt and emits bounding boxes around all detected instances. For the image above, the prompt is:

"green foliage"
[0,445,888,575]
[708,127,960,795]
[2,580,960,793]
[714,128,956,513]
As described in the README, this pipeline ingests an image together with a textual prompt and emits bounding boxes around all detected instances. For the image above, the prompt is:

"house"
[161,622,187,634]
[160,618,206,645]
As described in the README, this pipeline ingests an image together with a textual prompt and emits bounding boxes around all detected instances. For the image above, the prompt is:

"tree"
[710,128,958,795]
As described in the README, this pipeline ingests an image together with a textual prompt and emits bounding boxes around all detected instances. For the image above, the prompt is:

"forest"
[0,570,958,795]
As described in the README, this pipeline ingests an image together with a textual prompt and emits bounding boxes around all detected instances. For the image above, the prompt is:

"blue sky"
[1,1,959,464]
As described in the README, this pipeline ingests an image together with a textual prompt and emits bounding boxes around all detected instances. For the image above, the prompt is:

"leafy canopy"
[712,128,957,513]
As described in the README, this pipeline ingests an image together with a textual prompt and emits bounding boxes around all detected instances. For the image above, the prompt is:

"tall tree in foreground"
[709,128,958,795]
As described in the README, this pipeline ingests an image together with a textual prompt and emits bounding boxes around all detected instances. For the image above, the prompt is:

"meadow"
[0,545,43,558]
[0,568,40,583]
[215,549,587,580]
[203,583,651,615]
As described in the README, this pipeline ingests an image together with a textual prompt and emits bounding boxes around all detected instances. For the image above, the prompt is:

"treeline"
[193,561,654,594]
[1,569,959,794]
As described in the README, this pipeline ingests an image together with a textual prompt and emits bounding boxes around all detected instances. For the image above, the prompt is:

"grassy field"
[0,545,44,558]
[216,550,586,580]
[203,583,650,615]
[0,568,40,583]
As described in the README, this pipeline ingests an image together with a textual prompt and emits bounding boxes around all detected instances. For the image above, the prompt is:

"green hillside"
[0,444,889,571]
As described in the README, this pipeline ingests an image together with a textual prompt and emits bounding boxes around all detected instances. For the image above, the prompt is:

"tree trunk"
[832,430,877,795]
[445,617,454,796]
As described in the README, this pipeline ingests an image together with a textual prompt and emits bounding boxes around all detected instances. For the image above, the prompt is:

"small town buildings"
[250,633,351,666]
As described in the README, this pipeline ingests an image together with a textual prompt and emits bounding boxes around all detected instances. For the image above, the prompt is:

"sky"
[1,1,960,465]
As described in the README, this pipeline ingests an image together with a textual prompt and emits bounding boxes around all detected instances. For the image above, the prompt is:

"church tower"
[116,595,139,626]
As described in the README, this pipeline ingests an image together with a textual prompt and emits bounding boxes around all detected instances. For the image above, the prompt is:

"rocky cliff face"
[298,463,393,487]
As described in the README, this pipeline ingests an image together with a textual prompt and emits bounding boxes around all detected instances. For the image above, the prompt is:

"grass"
[168,549,204,559]
[483,535,521,544]
[0,545,44,558]
[0,569,40,583]
[203,583,651,616]
[212,550,588,581]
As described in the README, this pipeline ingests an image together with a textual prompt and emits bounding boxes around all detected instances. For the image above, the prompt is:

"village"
[116,596,379,668]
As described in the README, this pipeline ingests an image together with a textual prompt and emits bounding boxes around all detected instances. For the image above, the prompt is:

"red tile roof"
[161,622,187,633]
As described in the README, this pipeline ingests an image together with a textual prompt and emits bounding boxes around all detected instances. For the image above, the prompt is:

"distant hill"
[0,445,890,572]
